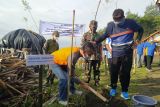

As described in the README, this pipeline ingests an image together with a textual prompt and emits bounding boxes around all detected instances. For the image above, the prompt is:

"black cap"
[112,9,124,21]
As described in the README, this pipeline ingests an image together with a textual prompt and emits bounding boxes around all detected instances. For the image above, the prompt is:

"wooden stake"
[38,65,43,107]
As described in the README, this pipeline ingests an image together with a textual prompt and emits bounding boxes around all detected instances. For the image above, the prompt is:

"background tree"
[126,11,140,21]
[144,4,160,16]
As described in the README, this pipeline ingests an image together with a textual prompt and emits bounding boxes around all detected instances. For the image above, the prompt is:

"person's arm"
[136,26,143,41]
[130,19,144,42]
[95,32,109,44]
[105,38,112,54]
[134,27,143,47]
[67,51,81,84]
[67,52,80,76]
[106,44,112,54]
[95,22,113,44]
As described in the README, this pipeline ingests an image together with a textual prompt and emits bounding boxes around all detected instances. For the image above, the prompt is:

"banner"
[39,20,85,36]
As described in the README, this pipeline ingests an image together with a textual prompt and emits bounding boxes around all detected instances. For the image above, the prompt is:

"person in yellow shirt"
[50,42,95,106]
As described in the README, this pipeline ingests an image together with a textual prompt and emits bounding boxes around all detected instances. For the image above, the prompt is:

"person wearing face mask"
[143,37,157,71]
[49,42,95,106]
[95,9,143,100]
[44,31,59,85]
[81,20,102,86]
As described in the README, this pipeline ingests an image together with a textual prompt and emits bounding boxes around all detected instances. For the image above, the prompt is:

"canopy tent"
[1,29,46,54]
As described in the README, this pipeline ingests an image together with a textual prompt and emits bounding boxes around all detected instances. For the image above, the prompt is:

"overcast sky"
[0,0,155,47]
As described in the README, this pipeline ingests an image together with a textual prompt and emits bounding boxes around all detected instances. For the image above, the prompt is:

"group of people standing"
[44,8,145,106]
[136,38,157,71]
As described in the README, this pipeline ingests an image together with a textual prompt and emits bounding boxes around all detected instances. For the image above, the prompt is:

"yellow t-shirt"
[51,47,80,65]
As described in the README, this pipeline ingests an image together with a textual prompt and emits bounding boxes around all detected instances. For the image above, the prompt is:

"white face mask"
[114,17,125,25]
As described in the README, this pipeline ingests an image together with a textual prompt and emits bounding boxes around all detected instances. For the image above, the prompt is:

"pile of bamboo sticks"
[0,55,39,106]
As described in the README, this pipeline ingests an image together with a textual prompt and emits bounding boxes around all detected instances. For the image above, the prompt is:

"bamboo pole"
[67,10,75,107]
[77,77,108,102]
[86,86,108,102]
[142,30,160,42]
[95,0,102,20]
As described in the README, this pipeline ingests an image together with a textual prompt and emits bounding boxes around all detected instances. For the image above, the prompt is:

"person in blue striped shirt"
[95,9,143,100]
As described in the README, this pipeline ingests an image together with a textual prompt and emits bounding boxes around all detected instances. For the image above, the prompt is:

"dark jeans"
[110,53,133,92]
[87,60,100,83]
[49,64,76,101]
[146,55,153,69]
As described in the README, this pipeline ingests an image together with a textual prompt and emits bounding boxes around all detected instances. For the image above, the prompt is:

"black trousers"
[146,55,153,69]
[107,58,112,73]
[87,60,100,83]
[144,55,147,67]
[110,53,133,92]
